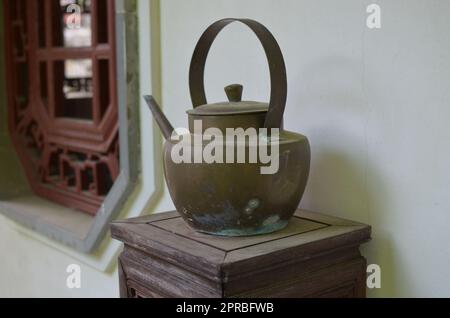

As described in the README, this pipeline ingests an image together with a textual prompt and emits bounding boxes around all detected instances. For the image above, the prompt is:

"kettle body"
[163,131,310,236]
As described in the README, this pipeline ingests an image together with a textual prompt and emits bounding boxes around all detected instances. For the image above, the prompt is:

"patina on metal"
[145,18,311,236]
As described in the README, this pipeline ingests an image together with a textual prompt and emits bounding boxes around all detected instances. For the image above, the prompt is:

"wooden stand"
[111,209,371,298]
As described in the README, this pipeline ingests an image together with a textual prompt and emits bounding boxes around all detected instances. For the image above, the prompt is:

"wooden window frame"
[4,0,120,215]
[0,0,142,253]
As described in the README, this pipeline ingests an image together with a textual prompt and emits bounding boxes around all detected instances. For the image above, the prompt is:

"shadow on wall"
[293,55,406,297]
[308,150,400,297]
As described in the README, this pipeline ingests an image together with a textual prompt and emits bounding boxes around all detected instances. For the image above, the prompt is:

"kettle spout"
[144,95,176,141]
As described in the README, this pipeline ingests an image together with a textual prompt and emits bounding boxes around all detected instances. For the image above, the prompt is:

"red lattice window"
[4,0,119,215]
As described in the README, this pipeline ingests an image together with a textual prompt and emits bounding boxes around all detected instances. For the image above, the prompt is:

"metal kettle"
[145,18,310,236]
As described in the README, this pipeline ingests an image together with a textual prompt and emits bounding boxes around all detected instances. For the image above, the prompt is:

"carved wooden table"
[111,210,371,298]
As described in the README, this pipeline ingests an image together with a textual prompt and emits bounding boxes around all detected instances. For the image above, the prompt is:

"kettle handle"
[189,18,287,129]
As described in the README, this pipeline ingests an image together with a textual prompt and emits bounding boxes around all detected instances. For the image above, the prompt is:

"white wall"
[159,0,450,297]
[1,0,450,298]
[0,216,119,297]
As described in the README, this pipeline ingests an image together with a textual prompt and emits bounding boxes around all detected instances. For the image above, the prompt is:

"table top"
[111,209,371,280]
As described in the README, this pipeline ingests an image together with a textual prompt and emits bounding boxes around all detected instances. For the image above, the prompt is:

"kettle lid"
[187,84,269,116]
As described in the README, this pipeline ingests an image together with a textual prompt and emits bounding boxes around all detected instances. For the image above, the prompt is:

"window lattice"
[4,0,120,215]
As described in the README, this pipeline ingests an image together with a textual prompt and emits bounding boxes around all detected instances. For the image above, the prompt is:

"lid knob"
[225,84,243,102]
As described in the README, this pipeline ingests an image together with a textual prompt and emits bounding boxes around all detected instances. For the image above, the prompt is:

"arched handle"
[189,18,287,129]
